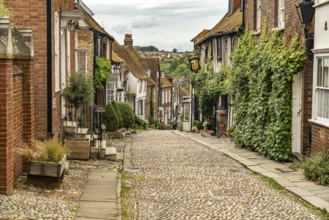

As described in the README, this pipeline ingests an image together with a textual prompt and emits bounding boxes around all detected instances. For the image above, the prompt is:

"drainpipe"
[47,0,53,137]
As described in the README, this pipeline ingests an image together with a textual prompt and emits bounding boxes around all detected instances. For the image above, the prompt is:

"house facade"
[159,74,174,126]
[1,0,85,195]
[311,0,329,152]
[192,0,243,137]
[244,0,313,155]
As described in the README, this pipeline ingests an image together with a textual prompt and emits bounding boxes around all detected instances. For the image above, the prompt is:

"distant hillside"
[135,45,159,52]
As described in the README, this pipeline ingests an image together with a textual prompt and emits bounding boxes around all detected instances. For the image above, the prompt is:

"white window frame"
[162,91,164,104]
[54,12,60,92]
[76,49,87,75]
[256,0,262,31]
[312,54,329,127]
[67,30,71,75]
[106,83,115,105]
[143,80,146,92]
[169,90,171,102]
[278,0,285,28]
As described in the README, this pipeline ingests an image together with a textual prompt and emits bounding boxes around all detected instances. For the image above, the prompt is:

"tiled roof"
[112,51,123,63]
[83,11,107,35]
[161,75,173,89]
[191,29,210,43]
[147,77,156,86]
[141,58,160,82]
[194,9,243,46]
[112,41,148,80]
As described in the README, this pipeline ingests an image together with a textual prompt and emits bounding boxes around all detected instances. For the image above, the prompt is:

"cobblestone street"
[124,130,321,220]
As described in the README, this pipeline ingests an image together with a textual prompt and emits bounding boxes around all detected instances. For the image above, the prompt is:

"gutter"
[47,0,53,137]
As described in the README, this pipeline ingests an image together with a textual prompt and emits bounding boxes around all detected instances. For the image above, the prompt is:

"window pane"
[317,89,329,119]
[317,58,323,87]
[323,58,329,88]
[78,52,86,74]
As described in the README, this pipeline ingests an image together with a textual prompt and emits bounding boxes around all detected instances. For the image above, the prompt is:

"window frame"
[106,83,115,105]
[76,49,87,75]
[255,0,262,31]
[312,54,329,126]
[138,100,144,115]
[277,0,285,28]
[54,12,60,92]
[217,37,222,60]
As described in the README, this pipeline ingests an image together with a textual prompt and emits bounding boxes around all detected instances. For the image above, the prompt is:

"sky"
[81,0,228,52]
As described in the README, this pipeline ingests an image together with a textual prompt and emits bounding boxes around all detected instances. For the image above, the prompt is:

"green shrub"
[178,122,183,131]
[299,150,329,186]
[193,120,203,130]
[103,103,119,132]
[154,119,164,130]
[135,116,148,130]
[112,101,123,128]
[117,102,135,128]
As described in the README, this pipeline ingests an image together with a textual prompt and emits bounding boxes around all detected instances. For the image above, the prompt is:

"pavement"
[75,171,121,220]
[74,129,329,219]
[175,130,329,211]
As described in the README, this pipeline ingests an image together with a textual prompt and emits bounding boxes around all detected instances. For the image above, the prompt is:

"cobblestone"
[0,160,118,220]
[126,130,321,220]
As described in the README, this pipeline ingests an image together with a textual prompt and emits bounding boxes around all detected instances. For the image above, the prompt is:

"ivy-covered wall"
[231,30,306,161]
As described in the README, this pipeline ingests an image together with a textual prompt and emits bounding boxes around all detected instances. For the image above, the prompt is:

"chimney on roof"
[124,34,133,47]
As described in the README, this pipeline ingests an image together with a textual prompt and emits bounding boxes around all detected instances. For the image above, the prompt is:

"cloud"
[112,25,132,34]
[132,18,160,29]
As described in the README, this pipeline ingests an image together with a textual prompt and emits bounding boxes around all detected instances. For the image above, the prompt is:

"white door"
[292,73,302,153]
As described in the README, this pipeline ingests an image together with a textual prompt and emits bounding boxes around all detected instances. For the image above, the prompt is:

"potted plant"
[62,73,94,160]
[19,139,68,186]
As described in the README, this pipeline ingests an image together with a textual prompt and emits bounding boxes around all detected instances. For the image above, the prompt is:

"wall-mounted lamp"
[295,0,315,57]
[67,20,77,32]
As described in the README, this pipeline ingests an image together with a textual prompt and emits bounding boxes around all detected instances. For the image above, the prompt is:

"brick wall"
[312,123,329,153]
[0,59,14,195]
[244,0,313,155]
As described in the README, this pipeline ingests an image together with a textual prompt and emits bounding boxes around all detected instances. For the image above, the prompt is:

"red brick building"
[243,0,313,156]
[0,0,84,195]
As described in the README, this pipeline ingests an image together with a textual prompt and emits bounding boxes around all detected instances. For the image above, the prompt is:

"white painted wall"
[314,2,329,50]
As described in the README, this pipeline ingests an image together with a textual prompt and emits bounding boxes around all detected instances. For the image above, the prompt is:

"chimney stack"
[124,34,133,47]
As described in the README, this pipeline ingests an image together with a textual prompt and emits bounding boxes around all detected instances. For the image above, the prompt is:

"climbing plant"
[230,28,306,161]
[191,61,231,119]
[94,56,111,90]
[0,0,11,17]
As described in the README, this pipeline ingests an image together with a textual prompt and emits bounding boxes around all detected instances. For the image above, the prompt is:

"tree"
[62,73,94,128]
[94,56,111,90]
[172,48,178,53]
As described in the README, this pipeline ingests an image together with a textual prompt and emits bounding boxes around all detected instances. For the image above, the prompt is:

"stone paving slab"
[175,131,329,212]
[75,171,118,220]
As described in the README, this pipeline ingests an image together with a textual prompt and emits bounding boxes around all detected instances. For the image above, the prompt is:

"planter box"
[65,138,90,160]
[27,155,67,186]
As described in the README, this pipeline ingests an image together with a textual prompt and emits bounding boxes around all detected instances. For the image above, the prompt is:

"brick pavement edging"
[174,131,329,211]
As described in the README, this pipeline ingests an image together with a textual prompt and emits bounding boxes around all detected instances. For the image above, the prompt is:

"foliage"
[297,150,329,186]
[148,100,155,125]
[178,122,183,131]
[19,139,68,163]
[62,73,94,128]
[103,103,119,132]
[0,0,10,17]
[94,56,111,90]
[135,45,159,52]
[134,116,148,130]
[173,48,178,53]
[191,62,230,119]
[111,101,123,128]
[230,28,306,161]
[171,63,189,77]
[193,120,203,130]
[154,119,164,130]
[117,102,135,128]
[160,57,188,75]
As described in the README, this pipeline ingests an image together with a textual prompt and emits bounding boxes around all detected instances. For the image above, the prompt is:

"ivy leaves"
[191,61,230,118]
[94,56,111,90]
[231,30,306,161]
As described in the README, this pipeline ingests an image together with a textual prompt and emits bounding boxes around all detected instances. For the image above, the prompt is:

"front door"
[292,73,302,153]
